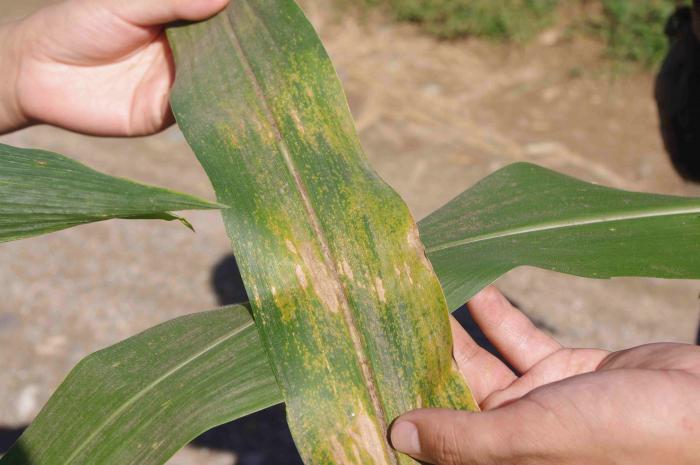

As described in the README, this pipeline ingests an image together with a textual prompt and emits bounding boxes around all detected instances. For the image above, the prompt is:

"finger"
[598,343,700,375]
[390,401,568,465]
[468,287,561,373]
[98,0,230,26]
[450,316,516,404]
[481,348,608,410]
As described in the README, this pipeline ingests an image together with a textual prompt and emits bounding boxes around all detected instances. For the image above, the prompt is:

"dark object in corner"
[656,3,700,183]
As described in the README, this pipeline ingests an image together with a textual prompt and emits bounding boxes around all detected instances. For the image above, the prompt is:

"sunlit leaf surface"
[421,162,700,310]
[168,1,477,464]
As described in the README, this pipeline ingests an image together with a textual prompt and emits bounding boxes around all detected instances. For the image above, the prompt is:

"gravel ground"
[1,1,699,464]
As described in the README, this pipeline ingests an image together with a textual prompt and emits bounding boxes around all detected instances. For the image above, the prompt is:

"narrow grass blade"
[168,1,477,464]
[420,162,700,310]
[0,143,222,243]
[0,305,281,465]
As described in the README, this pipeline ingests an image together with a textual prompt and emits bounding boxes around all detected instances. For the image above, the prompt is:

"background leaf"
[168,1,477,464]
[0,143,222,243]
[420,162,700,310]
[0,305,281,465]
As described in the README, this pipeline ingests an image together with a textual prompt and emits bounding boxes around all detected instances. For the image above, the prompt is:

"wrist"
[0,20,30,134]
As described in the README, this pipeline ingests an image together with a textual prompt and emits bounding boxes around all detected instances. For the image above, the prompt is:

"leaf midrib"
[426,205,700,253]
[60,317,255,465]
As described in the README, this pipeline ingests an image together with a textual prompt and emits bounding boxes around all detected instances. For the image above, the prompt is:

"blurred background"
[2,0,700,464]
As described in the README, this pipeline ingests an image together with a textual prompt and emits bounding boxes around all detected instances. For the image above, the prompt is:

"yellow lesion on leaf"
[297,241,341,314]
[295,264,308,289]
[290,108,306,136]
[328,405,392,465]
[407,224,434,271]
[403,263,414,285]
[339,259,355,281]
[374,277,386,304]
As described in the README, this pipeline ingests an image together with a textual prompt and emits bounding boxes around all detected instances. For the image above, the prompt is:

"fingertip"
[392,409,476,464]
[469,285,507,311]
[390,420,421,456]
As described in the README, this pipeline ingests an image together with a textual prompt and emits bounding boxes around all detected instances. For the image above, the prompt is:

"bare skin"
[0,0,229,136]
[391,286,700,465]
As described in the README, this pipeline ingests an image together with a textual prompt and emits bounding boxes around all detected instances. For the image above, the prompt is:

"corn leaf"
[167,1,478,464]
[0,143,222,243]
[0,305,281,465]
[421,162,700,310]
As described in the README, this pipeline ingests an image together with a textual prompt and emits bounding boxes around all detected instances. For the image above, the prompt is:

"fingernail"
[390,421,421,455]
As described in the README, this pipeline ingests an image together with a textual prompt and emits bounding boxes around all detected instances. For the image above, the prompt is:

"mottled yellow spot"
[374,277,386,304]
[341,259,354,281]
[291,109,305,135]
[298,242,340,313]
[271,286,278,297]
[330,436,353,465]
[403,262,414,285]
[407,225,433,270]
[251,285,262,307]
[285,239,298,255]
[295,264,308,289]
[346,409,391,465]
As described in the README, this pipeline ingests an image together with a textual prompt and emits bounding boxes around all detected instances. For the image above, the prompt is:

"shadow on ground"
[0,427,24,455]
[0,426,29,462]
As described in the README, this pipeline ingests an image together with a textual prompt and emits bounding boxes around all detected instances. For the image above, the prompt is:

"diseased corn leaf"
[167,2,478,464]
[0,143,222,243]
[0,305,281,465]
[420,162,700,310]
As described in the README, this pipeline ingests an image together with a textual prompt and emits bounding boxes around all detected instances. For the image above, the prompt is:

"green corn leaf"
[0,143,223,242]
[167,1,478,464]
[0,305,282,465]
[420,162,700,310]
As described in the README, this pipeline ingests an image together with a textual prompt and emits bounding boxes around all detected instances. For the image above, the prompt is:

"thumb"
[390,401,564,465]
[94,0,230,26]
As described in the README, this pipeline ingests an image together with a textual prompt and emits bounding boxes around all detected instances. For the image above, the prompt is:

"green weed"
[353,0,690,68]
[595,0,681,67]
[383,0,560,41]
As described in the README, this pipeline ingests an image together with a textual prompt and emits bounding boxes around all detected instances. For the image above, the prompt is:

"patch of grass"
[594,0,681,68]
[353,0,690,68]
[379,0,560,41]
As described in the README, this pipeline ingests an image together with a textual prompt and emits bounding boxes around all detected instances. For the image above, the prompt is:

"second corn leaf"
[421,162,700,310]
[0,143,222,243]
[167,1,478,464]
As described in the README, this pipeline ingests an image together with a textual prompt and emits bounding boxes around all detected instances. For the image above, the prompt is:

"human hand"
[0,0,228,136]
[390,287,700,465]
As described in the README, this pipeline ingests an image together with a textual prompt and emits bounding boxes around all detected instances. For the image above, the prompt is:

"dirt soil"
[1,1,700,464]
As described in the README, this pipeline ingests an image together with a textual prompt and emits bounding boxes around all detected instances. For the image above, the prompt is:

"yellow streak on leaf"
[295,264,308,289]
[298,241,341,313]
[374,277,386,304]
